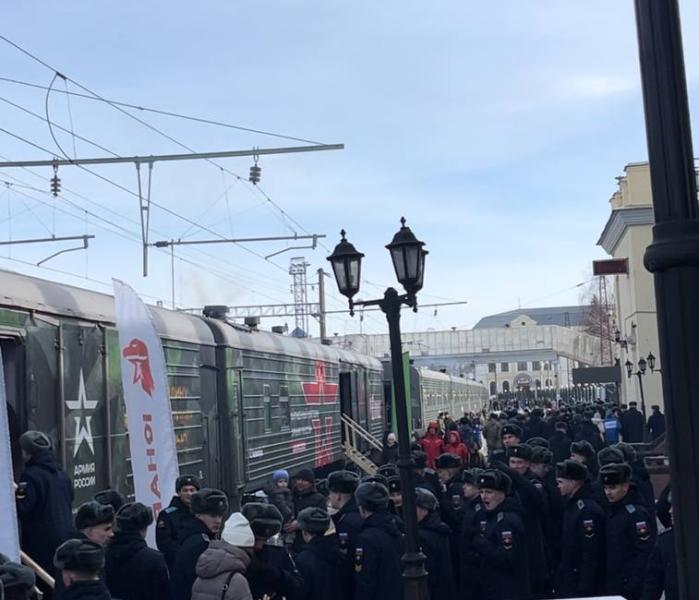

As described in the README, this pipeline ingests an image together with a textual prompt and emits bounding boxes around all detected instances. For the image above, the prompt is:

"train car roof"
[205,317,381,368]
[0,268,215,345]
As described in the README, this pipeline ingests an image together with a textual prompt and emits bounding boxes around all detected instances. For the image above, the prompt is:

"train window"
[263,385,272,432]
[280,385,290,431]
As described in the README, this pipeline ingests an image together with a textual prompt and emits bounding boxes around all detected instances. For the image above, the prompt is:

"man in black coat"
[171,489,228,600]
[410,451,442,497]
[529,447,562,579]
[458,469,485,598]
[553,460,605,598]
[106,503,170,600]
[54,539,112,600]
[646,405,666,441]
[548,421,572,464]
[465,470,531,600]
[16,431,73,579]
[415,488,456,600]
[600,463,655,600]
[295,507,346,600]
[353,482,404,600]
[328,470,362,596]
[622,401,645,443]
[242,502,304,600]
[642,527,678,600]
[288,469,326,550]
[156,474,200,569]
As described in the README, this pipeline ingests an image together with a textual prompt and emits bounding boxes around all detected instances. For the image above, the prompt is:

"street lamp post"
[327,218,429,600]
[626,353,658,438]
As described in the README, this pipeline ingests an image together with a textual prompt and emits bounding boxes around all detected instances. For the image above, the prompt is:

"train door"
[199,365,220,487]
[1,336,24,477]
[25,325,60,445]
[218,364,245,509]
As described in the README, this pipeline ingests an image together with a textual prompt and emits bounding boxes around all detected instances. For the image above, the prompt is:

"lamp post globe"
[625,360,634,378]
[327,229,364,302]
[638,357,648,375]
[385,217,428,298]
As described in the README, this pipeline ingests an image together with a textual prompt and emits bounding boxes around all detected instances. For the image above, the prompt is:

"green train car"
[0,269,382,509]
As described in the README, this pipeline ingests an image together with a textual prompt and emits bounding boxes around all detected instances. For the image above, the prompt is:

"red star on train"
[301,362,338,405]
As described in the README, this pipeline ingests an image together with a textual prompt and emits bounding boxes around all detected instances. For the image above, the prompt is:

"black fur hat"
[241,502,283,538]
[75,501,114,530]
[115,502,153,533]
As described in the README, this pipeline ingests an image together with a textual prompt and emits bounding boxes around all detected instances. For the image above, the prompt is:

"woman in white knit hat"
[191,513,255,600]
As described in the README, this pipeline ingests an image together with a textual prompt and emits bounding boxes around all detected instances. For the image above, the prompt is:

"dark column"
[382,287,429,600]
[634,2,699,599]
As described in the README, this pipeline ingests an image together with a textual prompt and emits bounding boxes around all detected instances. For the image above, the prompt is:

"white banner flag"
[113,279,179,547]
[0,347,20,560]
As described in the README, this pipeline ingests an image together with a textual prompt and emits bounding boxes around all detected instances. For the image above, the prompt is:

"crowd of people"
[3,399,675,600]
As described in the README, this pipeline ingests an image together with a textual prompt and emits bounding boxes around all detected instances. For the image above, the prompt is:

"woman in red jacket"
[444,430,469,465]
[419,422,445,469]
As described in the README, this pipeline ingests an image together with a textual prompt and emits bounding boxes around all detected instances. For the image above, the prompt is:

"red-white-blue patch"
[501,530,513,549]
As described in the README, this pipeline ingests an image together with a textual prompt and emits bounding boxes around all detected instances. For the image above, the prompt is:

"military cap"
[477,469,511,493]
[570,440,595,462]
[435,453,461,469]
[526,437,550,449]
[115,502,153,533]
[599,463,632,486]
[613,442,637,463]
[530,447,553,465]
[191,488,229,517]
[297,507,330,535]
[355,481,389,511]
[411,450,428,469]
[293,468,316,484]
[19,430,52,454]
[506,444,532,461]
[460,468,483,485]
[361,474,389,487]
[0,561,35,593]
[387,475,401,494]
[75,501,115,531]
[328,470,360,494]
[415,488,438,512]
[54,539,105,572]
[176,475,201,492]
[377,464,399,479]
[598,446,625,467]
[500,423,523,439]
[629,401,638,407]
[242,502,283,538]
[556,460,588,481]
[94,489,125,512]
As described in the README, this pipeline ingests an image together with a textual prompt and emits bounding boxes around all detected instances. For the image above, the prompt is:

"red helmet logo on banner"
[122,338,155,397]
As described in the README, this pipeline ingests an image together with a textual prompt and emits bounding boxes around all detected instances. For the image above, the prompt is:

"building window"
[545,379,552,387]
[501,362,509,372]
[532,361,541,371]
[489,382,497,395]
[488,363,496,373]
[535,379,542,389]
[544,361,551,370]
[502,381,510,393]
[517,361,528,371]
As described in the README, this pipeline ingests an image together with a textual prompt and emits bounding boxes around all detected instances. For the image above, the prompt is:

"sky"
[1,1,698,337]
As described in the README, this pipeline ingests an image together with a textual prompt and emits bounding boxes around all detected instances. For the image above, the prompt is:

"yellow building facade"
[598,162,664,411]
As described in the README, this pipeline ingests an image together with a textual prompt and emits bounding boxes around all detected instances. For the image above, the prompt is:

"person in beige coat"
[192,512,255,600]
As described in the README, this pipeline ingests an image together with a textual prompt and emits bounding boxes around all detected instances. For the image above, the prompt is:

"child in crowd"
[266,469,295,545]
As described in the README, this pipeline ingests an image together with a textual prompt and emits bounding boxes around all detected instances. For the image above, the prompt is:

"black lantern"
[638,356,648,375]
[385,217,427,296]
[647,352,656,371]
[625,359,634,378]
[327,230,364,300]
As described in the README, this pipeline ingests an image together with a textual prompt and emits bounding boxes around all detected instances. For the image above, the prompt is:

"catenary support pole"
[318,268,327,342]
[634,2,699,599]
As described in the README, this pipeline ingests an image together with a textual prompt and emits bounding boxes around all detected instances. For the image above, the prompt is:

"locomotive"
[0,268,486,509]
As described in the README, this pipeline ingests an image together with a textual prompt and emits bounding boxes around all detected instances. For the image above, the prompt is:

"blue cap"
[273,469,289,484]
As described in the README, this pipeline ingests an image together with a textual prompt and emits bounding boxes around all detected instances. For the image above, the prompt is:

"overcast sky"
[1,1,698,336]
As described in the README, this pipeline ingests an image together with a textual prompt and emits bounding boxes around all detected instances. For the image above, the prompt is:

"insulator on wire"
[50,163,61,197]
[249,164,261,185]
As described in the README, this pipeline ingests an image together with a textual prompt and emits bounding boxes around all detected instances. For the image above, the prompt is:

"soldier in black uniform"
[242,502,303,600]
[642,490,677,600]
[106,502,170,600]
[0,559,36,600]
[530,446,562,580]
[353,482,403,600]
[500,423,523,447]
[171,488,228,600]
[328,470,362,558]
[75,501,115,547]
[554,460,605,598]
[156,474,201,569]
[16,431,74,581]
[387,476,403,517]
[411,450,441,496]
[570,440,599,479]
[600,463,655,600]
[415,487,456,599]
[435,453,464,578]
[464,470,530,600]
[295,507,346,600]
[458,468,485,598]
[53,539,111,600]
[93,489,125,512]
